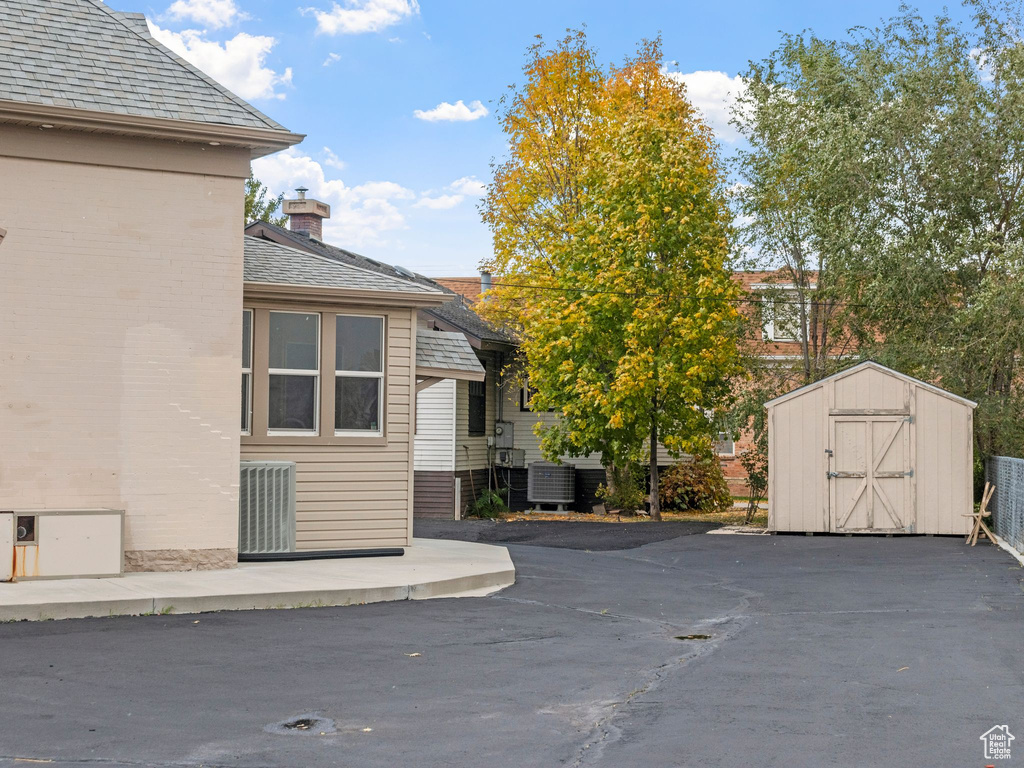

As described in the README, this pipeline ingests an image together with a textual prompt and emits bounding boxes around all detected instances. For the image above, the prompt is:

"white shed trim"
[764,361,977,411]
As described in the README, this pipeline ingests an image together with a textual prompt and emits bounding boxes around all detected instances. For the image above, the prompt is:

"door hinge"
[827,471,838,479]
[906,469,914,478]
[904,415,914,424]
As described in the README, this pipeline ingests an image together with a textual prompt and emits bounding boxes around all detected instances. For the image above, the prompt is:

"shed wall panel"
[914,388,972,534]
[770,387,827,531]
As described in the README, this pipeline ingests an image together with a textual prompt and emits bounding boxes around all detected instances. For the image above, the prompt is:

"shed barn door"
[830,416,913,532]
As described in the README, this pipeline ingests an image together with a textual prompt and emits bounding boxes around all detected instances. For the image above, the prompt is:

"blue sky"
[125,0,973,276]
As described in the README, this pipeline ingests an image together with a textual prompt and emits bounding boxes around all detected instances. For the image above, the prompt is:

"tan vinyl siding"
[242,304,416,549]
[454,351,499,472]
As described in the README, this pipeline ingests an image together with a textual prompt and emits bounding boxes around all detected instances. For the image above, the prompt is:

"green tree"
[482,35,743,519]
[244,171,287,226]
[733,1,1024,468]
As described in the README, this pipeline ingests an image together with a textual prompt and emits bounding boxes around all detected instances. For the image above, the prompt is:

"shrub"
[659,456,732,513]
[467,489,508,519]
[596,462,646,514]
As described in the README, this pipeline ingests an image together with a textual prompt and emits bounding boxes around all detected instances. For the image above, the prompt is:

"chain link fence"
[985,456,1024,554]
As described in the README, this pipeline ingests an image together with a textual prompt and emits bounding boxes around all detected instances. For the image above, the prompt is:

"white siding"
[414,378,456,472]
[500,383,676,469]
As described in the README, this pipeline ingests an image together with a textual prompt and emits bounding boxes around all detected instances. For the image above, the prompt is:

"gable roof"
[244,236,445,302]
[416,330,485,381]
[245,221,514,346]
[764,360,978,409]
[0,0,302,153]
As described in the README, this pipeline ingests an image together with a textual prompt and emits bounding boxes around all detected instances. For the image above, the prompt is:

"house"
[240,235,484,550]
[244,209,518,520]
[0,0,302,575]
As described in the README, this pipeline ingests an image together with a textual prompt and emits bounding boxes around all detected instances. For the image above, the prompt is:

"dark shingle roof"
[244,236,443,295]
[416,330,485,376]
[0,0,286,131]
[244,221,514,345]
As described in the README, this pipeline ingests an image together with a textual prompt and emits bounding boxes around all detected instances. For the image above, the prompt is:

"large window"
[468,367,486,436]
[335,315,384,434]
[268,311,320,433]
[241,309,252,434]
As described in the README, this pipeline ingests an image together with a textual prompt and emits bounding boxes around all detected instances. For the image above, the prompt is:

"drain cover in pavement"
[265,714,336,735]
[674,634,712,641]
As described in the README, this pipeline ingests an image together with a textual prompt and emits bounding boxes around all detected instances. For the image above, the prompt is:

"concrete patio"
[0,538,515,622]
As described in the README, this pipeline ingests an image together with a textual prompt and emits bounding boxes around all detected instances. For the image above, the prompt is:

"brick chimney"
[283,186,331,241]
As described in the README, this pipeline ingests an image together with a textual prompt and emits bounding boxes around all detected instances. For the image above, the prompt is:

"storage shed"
[766,362,976,535]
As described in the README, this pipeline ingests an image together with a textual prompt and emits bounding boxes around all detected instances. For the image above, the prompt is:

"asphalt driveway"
[0,527,1021,767]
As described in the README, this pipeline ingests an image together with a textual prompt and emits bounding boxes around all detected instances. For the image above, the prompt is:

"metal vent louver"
[239,461,296,554]
[527,462,575,506]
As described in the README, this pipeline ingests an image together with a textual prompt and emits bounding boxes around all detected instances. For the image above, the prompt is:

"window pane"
[241,373,251,432]
[269,312,318,370]
[468,377,486,436]
[241,310,252,369]
[336,315,383,372]
[269,374,317,431]
[335,377,381,432]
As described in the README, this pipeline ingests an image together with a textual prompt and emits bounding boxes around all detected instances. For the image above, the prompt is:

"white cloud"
[413,99,488,123]
[252,148,415,246]
[664,70,747,143]
[165,0,247,29]
[323,52,342,66]
[322,147,346,170]
[448,176,486,197]
[308,0,419,35]
[414,194,463,210]
[149,22,292,100]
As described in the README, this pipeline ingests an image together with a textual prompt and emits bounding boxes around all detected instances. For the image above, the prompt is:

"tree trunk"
[649,415,661,521]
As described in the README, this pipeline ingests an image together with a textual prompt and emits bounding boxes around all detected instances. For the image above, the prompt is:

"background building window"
[468,371,486,436]
[241,309,252,434]
[268,311,320,433]
[335,314,384,434]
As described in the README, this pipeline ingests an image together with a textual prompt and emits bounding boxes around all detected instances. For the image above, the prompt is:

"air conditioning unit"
[494,421,514,449]
[1,509,124,581]
[496,448,526,468]
[527,462,575,513]
[239,461,296,556]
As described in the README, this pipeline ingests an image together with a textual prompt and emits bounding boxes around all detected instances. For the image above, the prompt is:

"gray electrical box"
[494,421,514,449]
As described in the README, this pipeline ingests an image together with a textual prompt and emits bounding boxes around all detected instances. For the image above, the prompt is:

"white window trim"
[334,314,385,437]
[751,282,815,343]
[241,308,253,436]
[267,310,321,436]
[715,431,736,457]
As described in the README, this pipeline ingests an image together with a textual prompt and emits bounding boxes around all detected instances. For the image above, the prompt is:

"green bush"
[596,462,646,514]
[659,456,732,513]
[467,489,508,519]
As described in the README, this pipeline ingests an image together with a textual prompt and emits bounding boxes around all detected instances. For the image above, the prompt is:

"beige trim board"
[0,99,304,158]
[416,366,486,383]
[0,123,251,178]
[245,282,448,309]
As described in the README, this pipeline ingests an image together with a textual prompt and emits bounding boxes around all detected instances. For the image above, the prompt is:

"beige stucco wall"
[0,125,250,570]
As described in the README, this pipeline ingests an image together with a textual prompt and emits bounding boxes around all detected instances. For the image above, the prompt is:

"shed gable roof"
[764,361,977,409]
[0,0,287,133]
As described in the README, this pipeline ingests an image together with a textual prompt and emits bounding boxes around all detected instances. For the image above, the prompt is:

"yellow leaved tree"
[480,33,742,519]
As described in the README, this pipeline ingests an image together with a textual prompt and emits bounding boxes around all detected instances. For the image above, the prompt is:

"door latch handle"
[827,471,838,478]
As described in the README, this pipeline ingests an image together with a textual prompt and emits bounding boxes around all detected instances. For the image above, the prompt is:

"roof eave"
[0,100,304,158]
[244,281,449,308]
[415,365,485,383]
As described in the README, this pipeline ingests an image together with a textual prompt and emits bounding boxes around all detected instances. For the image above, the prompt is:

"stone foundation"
[124,548,237,573]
